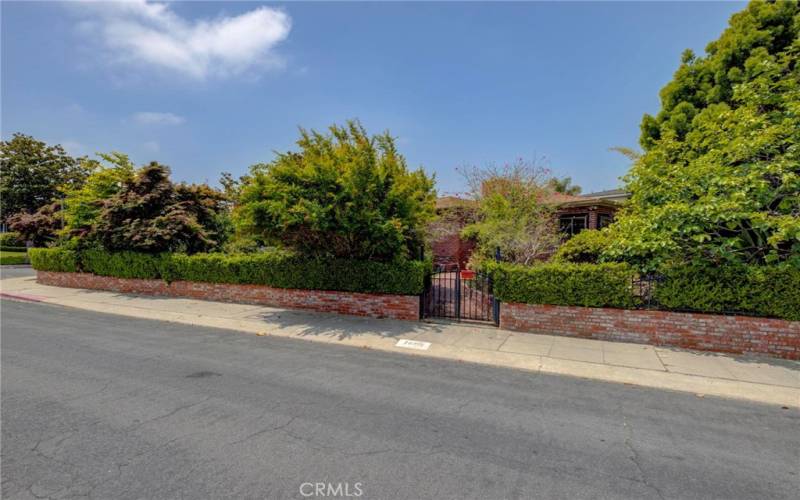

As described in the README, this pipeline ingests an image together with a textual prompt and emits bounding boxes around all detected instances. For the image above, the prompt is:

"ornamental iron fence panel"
[422,265,498,324]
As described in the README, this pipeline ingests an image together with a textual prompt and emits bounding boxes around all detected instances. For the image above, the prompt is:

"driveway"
[2,299,798,499]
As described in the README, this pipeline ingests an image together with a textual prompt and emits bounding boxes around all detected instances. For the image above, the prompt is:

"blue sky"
[2,1,745,195]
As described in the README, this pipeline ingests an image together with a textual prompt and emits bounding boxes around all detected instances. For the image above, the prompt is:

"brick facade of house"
[431,233,475,269]
[556,204,615,231]
[501,302,800,360]
[37,271,420,321]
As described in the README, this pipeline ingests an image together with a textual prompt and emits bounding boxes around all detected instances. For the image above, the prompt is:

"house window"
[559,214,587,236]
[598,214,613,229]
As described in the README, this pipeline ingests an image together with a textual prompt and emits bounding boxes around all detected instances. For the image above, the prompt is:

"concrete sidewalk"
[2,274,798,408]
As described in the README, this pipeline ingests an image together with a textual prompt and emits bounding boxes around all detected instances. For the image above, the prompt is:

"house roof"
[435,196,477,210]
[543,192,585,204]
[580,188,630,200]
[435,193,616,209]
[435,188,626,211]
[557,198,623,209]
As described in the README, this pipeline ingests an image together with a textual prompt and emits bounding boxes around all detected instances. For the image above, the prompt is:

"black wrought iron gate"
[422,266,499,324]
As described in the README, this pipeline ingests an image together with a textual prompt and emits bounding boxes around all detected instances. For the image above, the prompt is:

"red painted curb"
[0,292,48,303]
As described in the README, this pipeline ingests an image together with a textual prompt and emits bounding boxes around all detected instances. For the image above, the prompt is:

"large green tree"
[606,0,800,269]
[62,152,136,238]
[234,121,436,261]
[0,133,89,223]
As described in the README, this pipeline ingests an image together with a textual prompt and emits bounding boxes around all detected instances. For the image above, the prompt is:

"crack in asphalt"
[125,396,212,431]
[227,415,299,446]
[620,405,668,500]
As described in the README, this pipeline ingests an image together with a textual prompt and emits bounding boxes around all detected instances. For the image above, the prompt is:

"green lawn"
[0,251,29,265]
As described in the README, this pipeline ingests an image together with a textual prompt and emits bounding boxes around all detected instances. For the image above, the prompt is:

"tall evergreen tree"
[234,121,436,261]
[606,1,800,269]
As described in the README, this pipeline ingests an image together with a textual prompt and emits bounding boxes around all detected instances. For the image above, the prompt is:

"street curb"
[0,291,47,303]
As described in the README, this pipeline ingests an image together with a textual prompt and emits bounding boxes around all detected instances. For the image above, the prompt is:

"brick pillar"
[588,208,598,230]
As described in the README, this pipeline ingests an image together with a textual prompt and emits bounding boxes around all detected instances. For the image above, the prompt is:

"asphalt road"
[0,266,34,280]
[2,299,798,500]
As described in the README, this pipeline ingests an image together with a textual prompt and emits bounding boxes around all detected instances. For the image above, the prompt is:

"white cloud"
[74,1,292,80]
[133,111,185,125]
[142,140,160,153]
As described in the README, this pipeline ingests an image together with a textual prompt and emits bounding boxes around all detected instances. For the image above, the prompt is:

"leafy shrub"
[221,235,261,254]
[460,159,559,266]
[488,262,638,308]
[0,246,27,252]
[28,248,78,272]
[30,248,430,295]
[234,121,436,261]
[553,229,612,263]
[8,202,63,247]
[0,251,28,265]
[0,232,23,247]
[81,249,173,280]
[653,263,800,321]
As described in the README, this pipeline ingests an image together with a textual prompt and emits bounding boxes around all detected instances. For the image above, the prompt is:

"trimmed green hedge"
[82,250,173,280]
[169,252,429,295]
[0,251,29,265]
[1,246,28,252]
[30,248,430,295]
[28,248,78,272]
[0,232,23,247]
[486,260,799,321]
[653,264,800,321]
[487,262,639,308]
[27,246,800,320]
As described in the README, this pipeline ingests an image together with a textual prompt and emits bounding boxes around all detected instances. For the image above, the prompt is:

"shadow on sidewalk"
[246,308,449,341]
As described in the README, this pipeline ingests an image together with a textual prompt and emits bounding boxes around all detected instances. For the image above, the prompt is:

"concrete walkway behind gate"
[2,274,798,408]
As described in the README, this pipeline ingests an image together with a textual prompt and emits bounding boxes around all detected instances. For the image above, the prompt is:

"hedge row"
[29,248,430,295]
[167,252,430,294]
[0,251,29,266]
[1,246,28,252]
[485,260,799,321]
[28,248,78,272]
[654,263,800,321]
[486,262,639,309]
[0,232,23,247]
[28,247,800,320]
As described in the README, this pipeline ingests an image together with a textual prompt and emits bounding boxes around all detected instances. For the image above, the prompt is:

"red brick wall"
[431,234,461,268]
[37,271,420,321]
[501,302,800,360]
[431,234,476,269]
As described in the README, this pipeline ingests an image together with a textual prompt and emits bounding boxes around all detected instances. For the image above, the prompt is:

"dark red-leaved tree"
[7,202,64,247]
[93,163,227,254]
